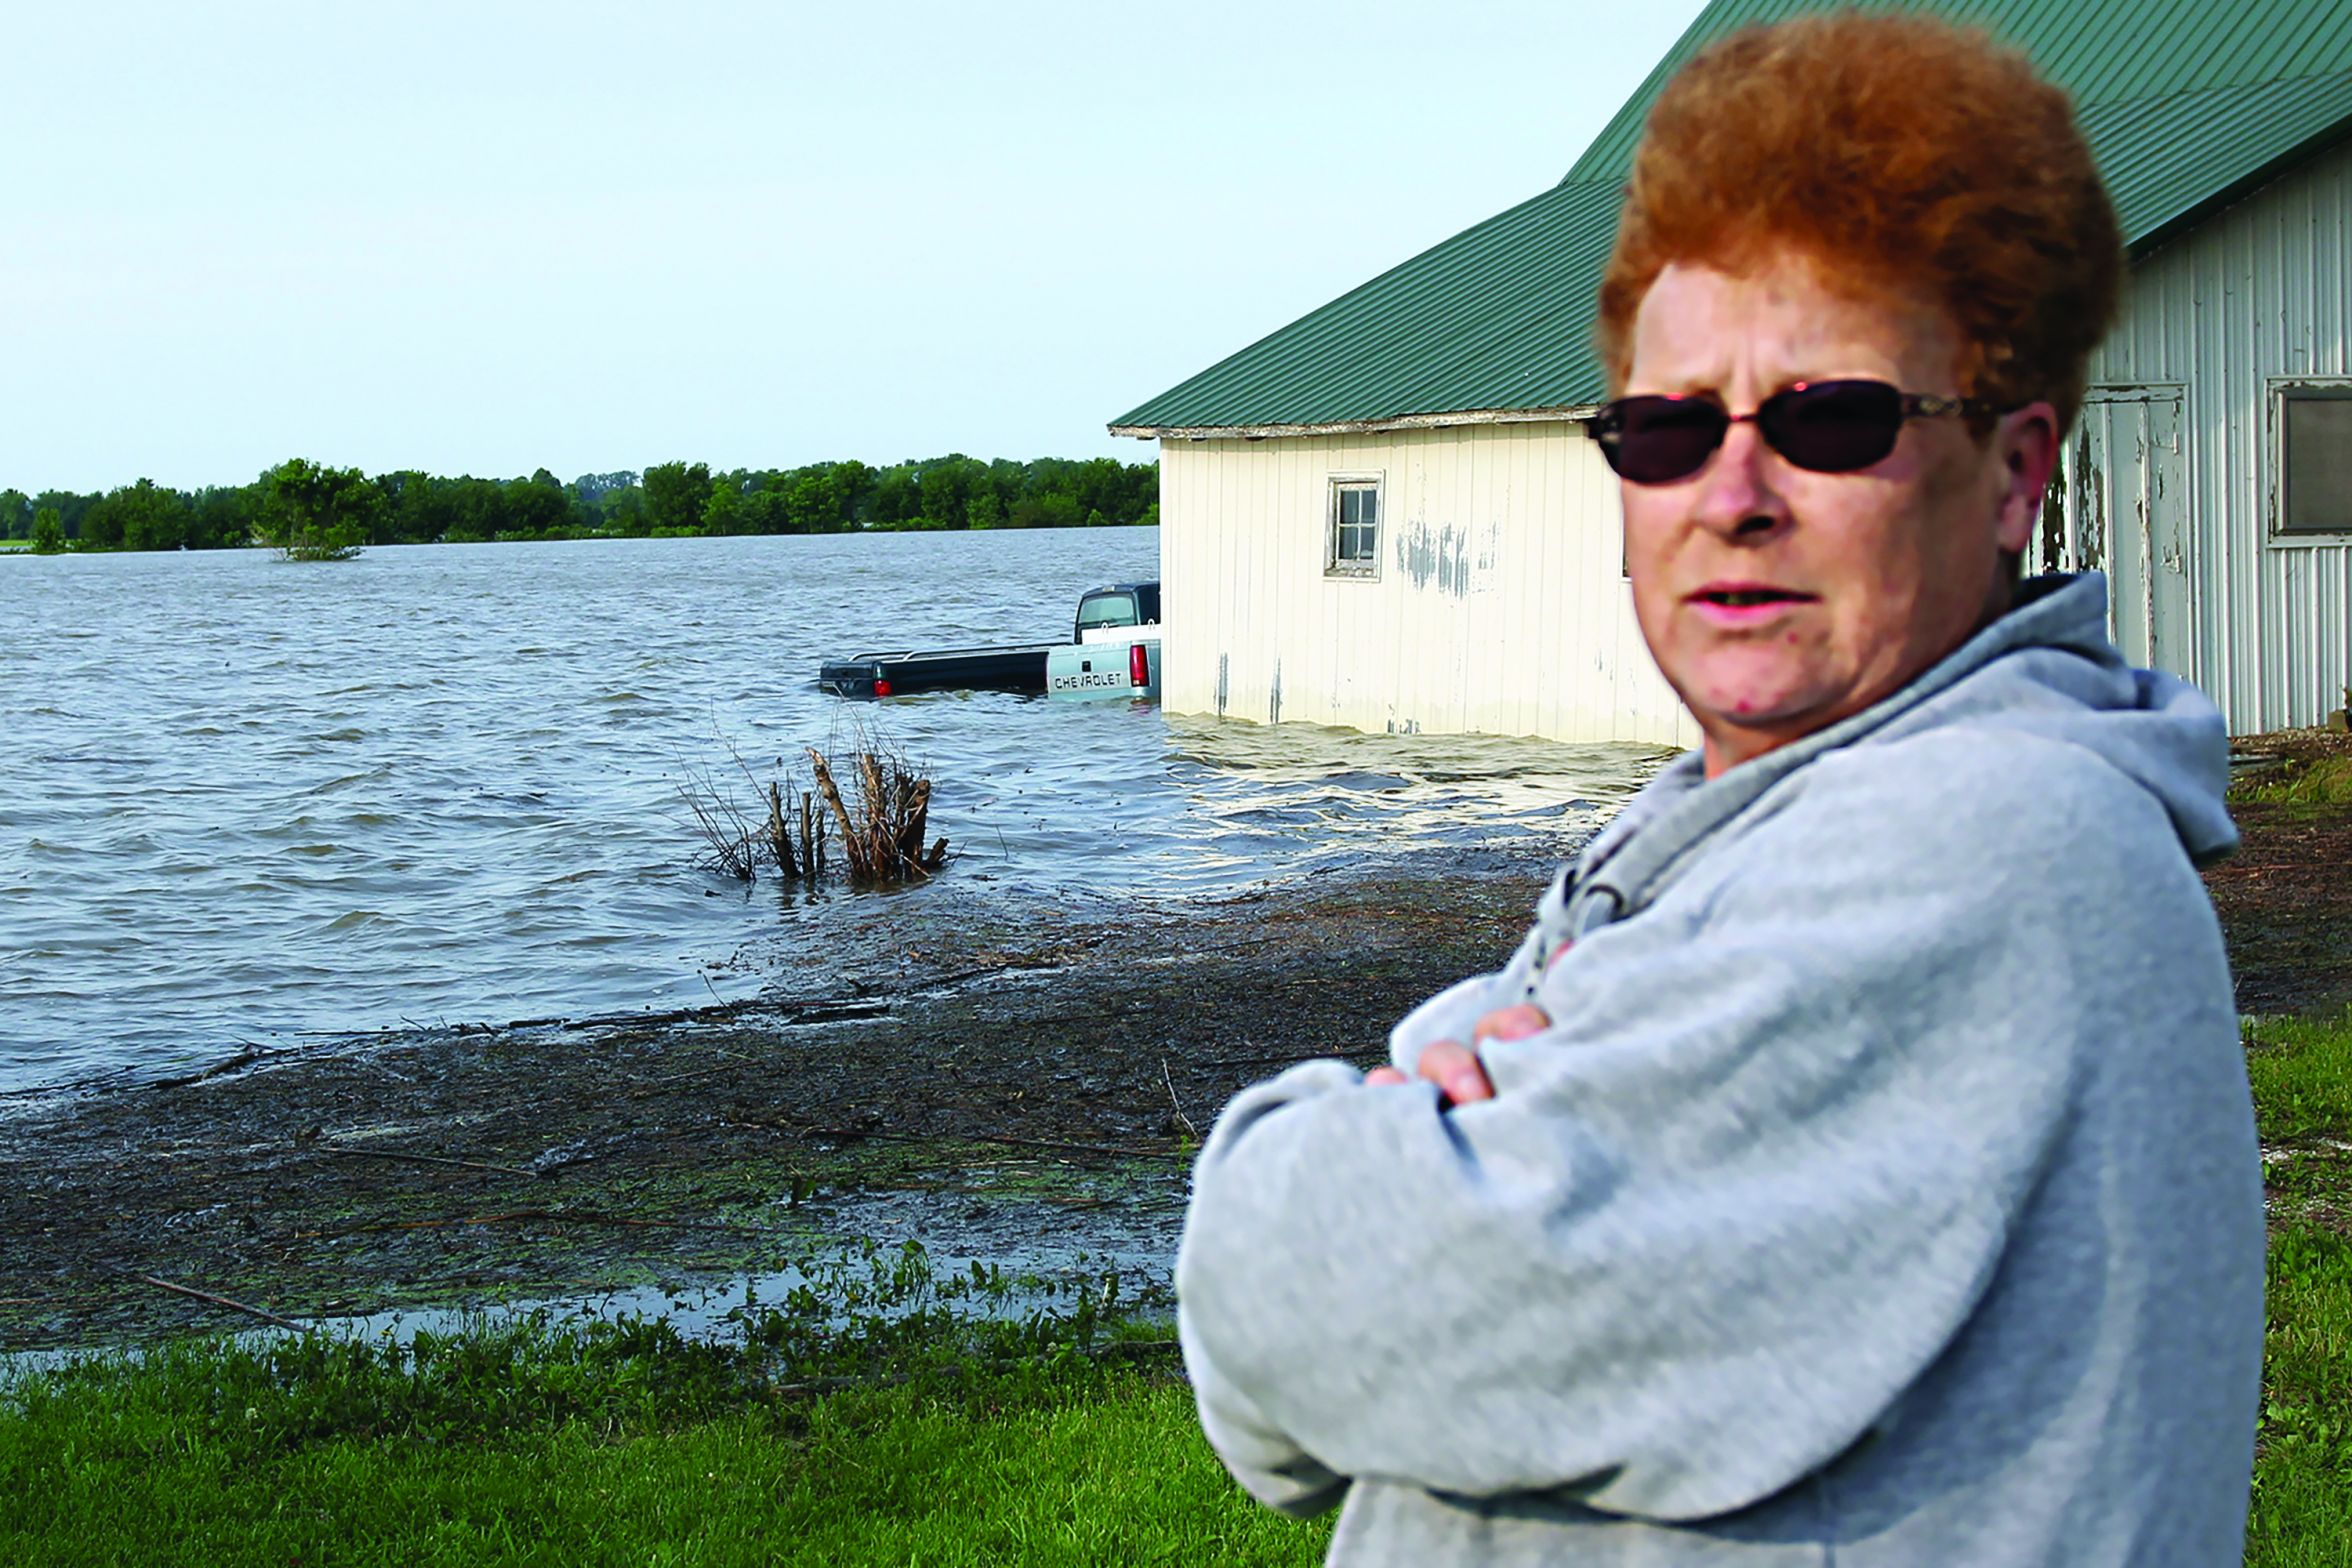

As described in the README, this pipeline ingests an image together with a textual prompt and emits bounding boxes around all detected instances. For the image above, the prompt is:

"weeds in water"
[675,726,828,885]
[806,712,948,882]
[676,715,944,888]
[681,780,824,884]
[676,757,771,882]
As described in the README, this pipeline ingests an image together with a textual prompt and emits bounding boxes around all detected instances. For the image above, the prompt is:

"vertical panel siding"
[2091,134,2352,733]
[1156,143,2349,742]
[1158,423,1696,747]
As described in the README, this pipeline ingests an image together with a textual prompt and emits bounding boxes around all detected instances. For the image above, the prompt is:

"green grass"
[2247,1010,2352,1149]
[2231,755,2352,807]
[2244,1011,2352,1566]
[2250,1226,2352,1568]
[0,1243,1330,1565]
[0,1345,1319,1566]
[8,1020,2351,1565]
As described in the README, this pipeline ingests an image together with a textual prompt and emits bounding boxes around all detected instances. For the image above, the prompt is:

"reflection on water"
[0,532,1664,1091]
[1151,715,1653,887]
[833,705,1662,909]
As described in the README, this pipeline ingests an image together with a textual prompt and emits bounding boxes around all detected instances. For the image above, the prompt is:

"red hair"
[1595,11,2121,430]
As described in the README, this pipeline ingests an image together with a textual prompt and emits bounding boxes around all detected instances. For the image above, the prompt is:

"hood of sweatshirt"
[1539,572,2235,949]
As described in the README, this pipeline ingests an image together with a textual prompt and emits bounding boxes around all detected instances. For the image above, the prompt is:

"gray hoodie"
[1176,574,2264,1566]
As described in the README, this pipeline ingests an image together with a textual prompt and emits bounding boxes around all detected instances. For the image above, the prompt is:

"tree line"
[4,453,1160,555]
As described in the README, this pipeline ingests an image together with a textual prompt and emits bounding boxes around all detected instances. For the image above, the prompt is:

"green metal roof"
[1112,0,2352,435]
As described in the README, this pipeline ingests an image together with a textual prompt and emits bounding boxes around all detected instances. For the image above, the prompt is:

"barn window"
[1327,476,1381,578]
[2278,383,2352,537]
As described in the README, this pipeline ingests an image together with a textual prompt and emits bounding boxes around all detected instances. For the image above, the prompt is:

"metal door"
[2032,388,2189,676]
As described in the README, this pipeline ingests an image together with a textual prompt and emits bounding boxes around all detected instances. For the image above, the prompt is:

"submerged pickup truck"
[1044,585,1163,702]
[818,582,1161,700]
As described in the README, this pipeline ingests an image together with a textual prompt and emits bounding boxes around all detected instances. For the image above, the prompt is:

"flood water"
[2,530,1660,1093]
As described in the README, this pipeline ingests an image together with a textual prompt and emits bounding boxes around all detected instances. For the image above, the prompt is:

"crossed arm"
[1360,999,1541,1103]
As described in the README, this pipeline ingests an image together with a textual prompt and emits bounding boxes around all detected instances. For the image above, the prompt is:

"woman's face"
[1620,254,2053,777]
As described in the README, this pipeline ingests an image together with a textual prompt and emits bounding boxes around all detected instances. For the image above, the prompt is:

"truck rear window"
[1075,593,1138,633]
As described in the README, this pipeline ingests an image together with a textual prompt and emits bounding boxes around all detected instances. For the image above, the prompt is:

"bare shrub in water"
[679,718,941,886]
[677,739,826,884]
[677,759,762,882]
[808,737,948,883]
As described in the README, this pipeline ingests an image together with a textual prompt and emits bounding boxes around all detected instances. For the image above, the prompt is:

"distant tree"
[742,487,791,534]
[701,479,749,536]
[3,451,1161,555]
[570,470,642,534]
[695,472,788,536]
[643,461,712,534]
[830,460,874,524]
[33,489,96,543]
[373,469,446,544]
[600,485,649,536]
[1011,490,1085,529]
[868,466,919,530]
[440,476,508,543]
[79,490,128,550]
[86,478,192,552]
[31,491,96,545]
[1066,457,1123,521]
[30,507,65,554]
[502,473,572,538]
[569,470,638,504]
[190,485,261,549]
[782,468,845,534]
[916,455,987,531]
[259,458,378,560]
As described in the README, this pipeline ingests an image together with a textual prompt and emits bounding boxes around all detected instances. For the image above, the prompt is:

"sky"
[3,1,1711,495]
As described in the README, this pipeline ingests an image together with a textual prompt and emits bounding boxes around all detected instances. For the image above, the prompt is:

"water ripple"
[0,533,1663,1090]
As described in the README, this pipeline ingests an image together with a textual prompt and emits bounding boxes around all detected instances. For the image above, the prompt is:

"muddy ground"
[0,860,1538,1350]
[7,735,2350,1353]
[2207,725,2352,1015]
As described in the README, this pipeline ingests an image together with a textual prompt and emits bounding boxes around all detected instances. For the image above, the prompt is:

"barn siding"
[1158,425,1698,746]
[2091,133,2352,732]
[1154,140,2350,744]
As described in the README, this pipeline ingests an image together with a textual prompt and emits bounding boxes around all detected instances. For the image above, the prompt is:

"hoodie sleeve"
[1175,736,2180,1521]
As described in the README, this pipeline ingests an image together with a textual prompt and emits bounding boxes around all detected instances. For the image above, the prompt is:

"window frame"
[1325,473,1383,580]
[2271,379,2352,543]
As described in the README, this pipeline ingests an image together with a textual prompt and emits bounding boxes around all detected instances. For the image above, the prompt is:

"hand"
[1365,1002,1551,1106]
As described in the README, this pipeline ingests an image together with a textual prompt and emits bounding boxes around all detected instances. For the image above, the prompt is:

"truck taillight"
[1130,643,1150,687]
[873,679,894,697]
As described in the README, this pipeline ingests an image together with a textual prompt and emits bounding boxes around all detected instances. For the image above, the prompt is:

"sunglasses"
[1583,379,1999,485]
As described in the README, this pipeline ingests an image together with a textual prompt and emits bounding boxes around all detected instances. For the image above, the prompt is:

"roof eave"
[2124,116,2352,259]
[1107,401,1606,443]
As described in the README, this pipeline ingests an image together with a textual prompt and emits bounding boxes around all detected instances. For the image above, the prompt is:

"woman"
[1175,13,2264,1567]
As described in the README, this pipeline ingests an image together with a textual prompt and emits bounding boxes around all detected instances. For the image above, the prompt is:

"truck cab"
[1049,581,1163,701]
[1071,582,1161,640]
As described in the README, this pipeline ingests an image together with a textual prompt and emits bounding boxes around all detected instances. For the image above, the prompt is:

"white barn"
[1112,0,2352,741]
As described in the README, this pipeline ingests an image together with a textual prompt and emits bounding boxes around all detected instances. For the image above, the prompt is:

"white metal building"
[2054,134,2352,731]
[1112,0,2352,741]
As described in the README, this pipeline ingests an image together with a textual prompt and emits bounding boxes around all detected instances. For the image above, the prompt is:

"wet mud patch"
[2204,805,2352,1017]
[0,857,1538,1350]
[2212,728,2352,1017]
